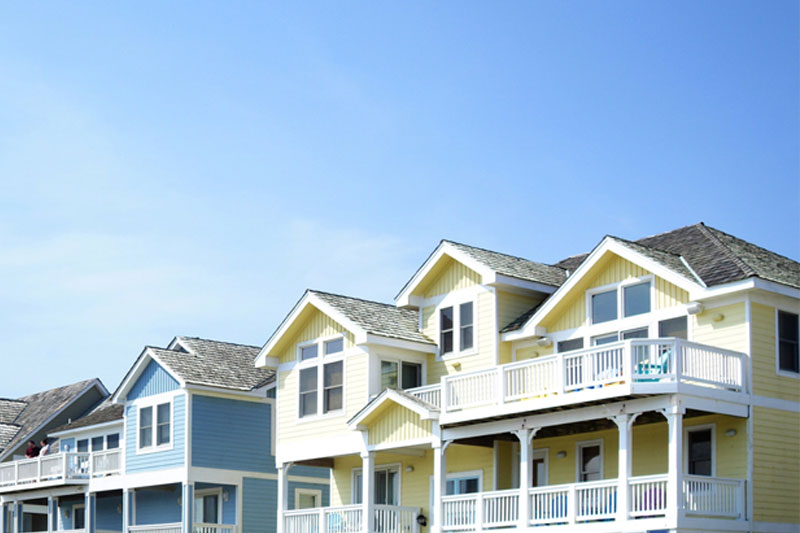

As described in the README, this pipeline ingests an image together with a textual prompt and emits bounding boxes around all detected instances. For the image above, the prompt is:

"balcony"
[440,475,745,531]
[128,524,237,533]
[284,504,420,533]
[0,450,121,492]
[408,338,746,423]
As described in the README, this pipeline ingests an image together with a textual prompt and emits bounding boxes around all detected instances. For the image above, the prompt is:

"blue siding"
[135,486,181,525]
[58,496,84,530]
[242,478,276,533]
[129,360,180,401]
[290,464,330,480]
[59,438,75,452]
[126,394,186,473]
[192,395,272,472]
[287,481,330,511]
[195,483,237,525]
[96,493,122,531]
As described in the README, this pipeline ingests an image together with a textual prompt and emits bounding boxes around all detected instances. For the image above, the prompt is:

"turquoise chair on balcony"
[635,348,672,382]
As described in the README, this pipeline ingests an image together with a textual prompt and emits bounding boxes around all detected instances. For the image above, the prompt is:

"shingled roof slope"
[311,290,435,345]
[50,399,124,434]
[445,240,567,287]
[149,337,275,392]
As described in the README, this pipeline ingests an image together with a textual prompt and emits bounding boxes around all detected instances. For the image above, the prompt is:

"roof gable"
[348,389,438,430]
[128,359,180,401]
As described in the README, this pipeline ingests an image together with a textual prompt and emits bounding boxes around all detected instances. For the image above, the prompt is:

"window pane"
[299,367,318,417]
[440,331,453,354]
[324,361,343,412]
[580,445,601,481]
[440,307,453,330]
[77,439,89,453]
[324,338,344,355]
[460,311,474,351]
[140,406,153,428]
[300,368,318,392]
[139,427,152,448]
[91,436,104,452]
[157,404,170,425]
[300,392,317,416]
[624,282,650,317]
[381,361,398,390]
[460,302,473,326]
[204,495,219,523]
[688,429,712,476]
[324,387,342,412]
[324,361,343,387]
[622,327,648,339]
[592,333,618,346]
[157,423,171,446]
[779,311,799,373]
[557,338,584,353]
[106,434,120,450]
[659,316,688,339]
[592,290,617,323]
[401,362,422,390]
[300,344,318,361]
[440,307,453,354]
[354,474,363,504]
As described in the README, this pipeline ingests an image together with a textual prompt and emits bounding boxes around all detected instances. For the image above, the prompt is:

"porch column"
[662,404,685,527]
[0,501,6,533]
[15,502,23,533]
[361,452,375,533]
[46,496,54,533]
[122,489,130,533]
[85,492,95,533]
[513,428,538,529]
[432,441,450,533]
[610,413,638,523]
[277,463,292,533]
[181,483,194,533]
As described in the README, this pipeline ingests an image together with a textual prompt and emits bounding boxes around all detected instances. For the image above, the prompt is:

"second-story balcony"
[0,449,122,493]
[408,338,746,424]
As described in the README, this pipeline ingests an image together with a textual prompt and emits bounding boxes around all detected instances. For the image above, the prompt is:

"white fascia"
[502,237,705,342]
[691,278,800,302]
[348,390,438,431]
[363,334,436,354]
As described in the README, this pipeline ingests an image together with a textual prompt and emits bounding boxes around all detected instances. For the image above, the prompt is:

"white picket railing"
[285,505,418,533]
[374,505,419,533]
[683,475,745,519]
[193,523,236,533]
[406,384,441,408]
[575,479,617,521]
[629,474,668,517]
[0,452,91,488]
[440,338,745,414]
[128,524,182,533]
[92,449,122,476]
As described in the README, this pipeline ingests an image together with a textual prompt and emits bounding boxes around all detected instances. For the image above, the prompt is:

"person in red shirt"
[24,440,40,458]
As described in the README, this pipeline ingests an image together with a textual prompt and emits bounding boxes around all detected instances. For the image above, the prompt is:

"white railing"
[374,505,419,533]
[193,524,236,533]
[60,529,87,533]
[92,449,122,476]
[0,452,92,488]
[406,384,441,408]
[442,489,519,530]
[128,524,182,533]
[683,475,745,519]
[575,479,617,521]
[529,484,569,525]
[286,505,418,533]
[629,474,668,517]
[440,338,745,414]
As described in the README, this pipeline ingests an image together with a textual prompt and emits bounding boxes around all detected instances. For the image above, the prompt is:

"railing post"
[318,507,325,533]
[739,480,746,520]
[566,484,576,525]
[441,377,449,414]
[37,456,42,482]
[556,355,565,396]
[63,453,68,480]
[14,462,18,484]
[474,493,483,533]
[622,342,632,384]
[496,368,505,406]
[674,339,682,381]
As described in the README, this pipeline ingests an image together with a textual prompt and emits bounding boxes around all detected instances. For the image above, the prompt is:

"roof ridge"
[634,221,708,242]
[701,223,800,266]
[177,336,261,350]
[309,289,406,310]
[608,235,685,259]
[695,223,757,278]
[443,239,567,271]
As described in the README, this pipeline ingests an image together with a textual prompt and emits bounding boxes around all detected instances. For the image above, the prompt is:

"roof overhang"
[348,389,439,431]
[502,237,705,342]
[111,345,185,404]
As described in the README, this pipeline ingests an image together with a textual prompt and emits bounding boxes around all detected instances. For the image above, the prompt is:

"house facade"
[256,223,800,533]
[0,337,330,533]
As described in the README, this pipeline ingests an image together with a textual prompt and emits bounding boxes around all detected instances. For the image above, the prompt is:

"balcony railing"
[410,338,744,416]
[439,475,744,531]
[285,505,420,533]
[128,524,182,533]
[0,449,123,490]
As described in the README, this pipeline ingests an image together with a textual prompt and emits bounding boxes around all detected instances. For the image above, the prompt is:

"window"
[592,333,618,346]
[440,307,454,354]
[557,338,584,353]
[577,441,603,482]
[138,402,171,450]
[381,360,422,391]
[622,327,649,339]
[139,407,153,448]
[73,505,85,529]
[591,290,617,324]
[623,282,650,317]
[295,489,322,509]
[460,302,474,351]
[106,434,120,450]
[157,403,171,446]
[354,466,399,505]
[446,475,480,495]
[91,436,104,452]
[659,316,687,339]
[77,439,89,453]
[298,336,346,418]
[194,491,220,524]
[778,311,799,374]
[687,428,713,476]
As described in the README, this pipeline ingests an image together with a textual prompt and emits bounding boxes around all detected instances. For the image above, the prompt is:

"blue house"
[0,337,330,533]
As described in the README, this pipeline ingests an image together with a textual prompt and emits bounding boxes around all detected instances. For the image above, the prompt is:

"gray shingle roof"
[609,237,698,283]
[0,400,26,424]
[445,240,567,287]
[50,400,123,434]
[149,337,275,392]
[311,290,435,345]
[0,424,21,452]
[0,379,100,455]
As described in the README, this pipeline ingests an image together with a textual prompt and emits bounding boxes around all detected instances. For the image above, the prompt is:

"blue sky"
[0,1,797,397]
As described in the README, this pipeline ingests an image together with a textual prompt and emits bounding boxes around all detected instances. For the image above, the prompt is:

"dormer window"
[589,279,652,324]
[440,307,454,354]
[298,336,346,418]
[439,301,475,356]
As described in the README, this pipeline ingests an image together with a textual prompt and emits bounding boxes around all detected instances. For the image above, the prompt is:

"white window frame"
[194,487,223,524]
[351,463,402,505]
[296,335,346,421]
[586,275,655,326]
[379,358,424,391]
[294,488,323,509]
[532,448,549,487]
[135,394,176,455]
[684,423,716,477]
[437,299,478,360]
[72,504,86,530]
[576,439,604,482]
[776,307,800,379]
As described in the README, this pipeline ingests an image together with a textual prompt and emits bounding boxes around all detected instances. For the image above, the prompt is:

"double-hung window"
[778,310,799,375]
[138,401,171,450]
[439,301,475,356]
[380,360,422,391]
[577,441,603,482]
[298,337,345,418]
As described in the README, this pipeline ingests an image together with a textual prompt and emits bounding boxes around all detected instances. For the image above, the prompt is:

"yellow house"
[255,223,800,533]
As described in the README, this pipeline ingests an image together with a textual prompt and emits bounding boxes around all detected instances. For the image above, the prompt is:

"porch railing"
[439,338,745,414]
[683,475,745,519]
[0,452,91,487]
[92,449,122,476]
[193,524,236,533]
[629,474,668,517]
[406,384,441,408]
[285,505,419,533]
[128,524,182,533]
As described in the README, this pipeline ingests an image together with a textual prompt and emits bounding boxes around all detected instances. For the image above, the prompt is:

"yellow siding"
[421,306,435,343]
[497,291,543,365]
[277,306,356,364]
[427,291,496,383]
[277,352,368,446]
[540,253,687,333]
[515,344,554,361]
[421,258,481,299]
[752,406,800,523]
[751,302,800,402]
[495,441,514,490]
[367,403,433,445]
[691,302,747,354]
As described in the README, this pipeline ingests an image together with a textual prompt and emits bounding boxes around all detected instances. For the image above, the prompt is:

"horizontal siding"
[497,291,543,365]
[287,481,330,511]
[278,307,356,365]
[421,258,481,299]
[691,302,747,353]
[134,485,181,525]
[128,360,180,401]
[753,407,800,523]
[367,403,432,445]
[242,477,275,533]
[195,482,237,524]
[125,394,185,473]
[751,303,800,401]
[96,493,123,531]
[192,394,273,472]
[515,344,553,361]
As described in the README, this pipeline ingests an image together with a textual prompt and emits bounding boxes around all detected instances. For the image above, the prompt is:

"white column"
[122,489,129,533]
[361,453,375,533]
[182,483,194,533]
[15,502,22,533]
[0,500,6,533]
[610,413,638,524]
[277,463,291,533]
[662,405,685,527]
[513,428,538,530]
[432,441,450,533]
[46,497,54,533]
[85,493,95,533]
